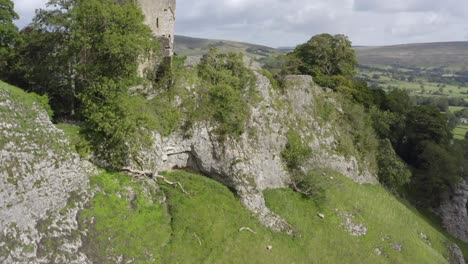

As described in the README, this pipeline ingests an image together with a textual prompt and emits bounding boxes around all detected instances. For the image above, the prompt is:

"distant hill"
[175,36,468,70]
[355,42,468,68]
[174,35,280,60]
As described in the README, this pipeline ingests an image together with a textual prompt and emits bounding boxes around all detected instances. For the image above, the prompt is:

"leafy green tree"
[80,78,155,167]
[384,89,413,115]
[410,142,462,206]
[292,34,358,86]
[405,106,451,150]
[11,0,157,119]
[0,0,19,76]
[8,27,74,117]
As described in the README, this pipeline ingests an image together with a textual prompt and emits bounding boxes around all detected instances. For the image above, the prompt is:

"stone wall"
[138,0,176,57]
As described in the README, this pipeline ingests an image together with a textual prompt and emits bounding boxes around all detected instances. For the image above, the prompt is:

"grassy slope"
[454,125,468,140]
[80,170,466,263]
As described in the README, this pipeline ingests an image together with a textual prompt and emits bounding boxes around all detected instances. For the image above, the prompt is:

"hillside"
[174,35,280,60]
[80,170,465,263]
[1,76,467,263]
[355,42,468,68]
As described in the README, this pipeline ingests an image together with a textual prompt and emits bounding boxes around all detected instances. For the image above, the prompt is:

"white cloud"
[13,0,48,28]
[13,0,468,47]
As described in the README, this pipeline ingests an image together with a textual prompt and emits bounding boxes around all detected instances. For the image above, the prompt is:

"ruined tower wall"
[137,0,176,57]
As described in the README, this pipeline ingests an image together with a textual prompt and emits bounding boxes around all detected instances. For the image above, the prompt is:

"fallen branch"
[193,233,202,246]
[291,181,311,196]
[154,174,189,195]
[239,227,257,234]
[122,167,189,195]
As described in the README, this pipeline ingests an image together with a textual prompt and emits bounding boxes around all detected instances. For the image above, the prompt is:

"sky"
[12,0,468,48]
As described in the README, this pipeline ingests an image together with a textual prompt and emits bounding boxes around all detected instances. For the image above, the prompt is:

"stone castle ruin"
[137,0,176,57]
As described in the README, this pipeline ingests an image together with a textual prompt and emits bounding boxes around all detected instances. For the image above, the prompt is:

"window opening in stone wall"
[156,17,159,28]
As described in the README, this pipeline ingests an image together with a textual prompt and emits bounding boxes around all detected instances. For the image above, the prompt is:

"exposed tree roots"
[122,167,189,195]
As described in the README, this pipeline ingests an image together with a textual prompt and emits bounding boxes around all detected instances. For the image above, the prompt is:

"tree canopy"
[0,0,19,74]
[291,34,358,87]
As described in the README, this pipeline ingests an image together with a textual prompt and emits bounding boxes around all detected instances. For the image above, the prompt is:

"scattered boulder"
[374,248,382,256]
[391,243,403,252]
[339,212,368,237]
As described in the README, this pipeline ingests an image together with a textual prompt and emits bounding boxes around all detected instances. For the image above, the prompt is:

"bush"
[196,48,257,137]
[281,130,312,171]
[377,139,411,192]
[80,79,156,168]
[294,169,330,207]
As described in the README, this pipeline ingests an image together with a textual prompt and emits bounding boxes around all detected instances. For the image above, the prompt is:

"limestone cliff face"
[436,180,468,243]
[0,86,95,263]
[131,72,378,232]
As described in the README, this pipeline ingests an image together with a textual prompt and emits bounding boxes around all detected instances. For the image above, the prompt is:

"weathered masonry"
[137,0,176,57]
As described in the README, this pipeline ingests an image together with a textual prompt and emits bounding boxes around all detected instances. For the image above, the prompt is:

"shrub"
[196,48,257,137]
[377,139,411,193]
[281,130,312,171]
[80,79,156,168]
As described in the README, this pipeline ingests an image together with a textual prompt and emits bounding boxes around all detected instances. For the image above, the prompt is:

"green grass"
[80,170,466,263]
[55,123,92,157]
[449,106,467,113]
[358,67,468,104]
[453,125,468,140]
[0,80,53,118]
[79,172,172,263]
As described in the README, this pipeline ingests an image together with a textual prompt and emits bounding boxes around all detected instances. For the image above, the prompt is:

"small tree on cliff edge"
[291,34,358,88]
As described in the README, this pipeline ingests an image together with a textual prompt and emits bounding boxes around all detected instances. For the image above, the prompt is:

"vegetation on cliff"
[2,0,468,262]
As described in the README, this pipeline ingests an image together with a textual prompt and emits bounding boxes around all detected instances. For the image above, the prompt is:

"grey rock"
[436,180,468,242]
[339,212,368,237]
[391,243,403,252]
[447,243,466,264]
[374,248,382,256]
[131,72,378,233]
[0,87,95,263]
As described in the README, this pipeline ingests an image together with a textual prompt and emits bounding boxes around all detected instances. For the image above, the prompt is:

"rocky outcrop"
[447,242,466,264]
[132,73,378,232]
[0,86,95,263]
[436,180,468,242]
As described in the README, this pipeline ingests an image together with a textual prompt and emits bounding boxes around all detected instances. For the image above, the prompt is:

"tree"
[410,142,462,206]
[11,0,157,119]
[292,34,358,86]
[0,0,19,75]
[377,139,411,192]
